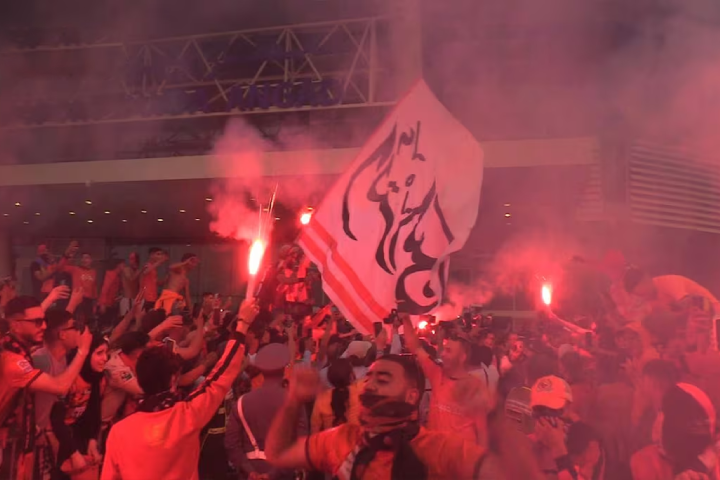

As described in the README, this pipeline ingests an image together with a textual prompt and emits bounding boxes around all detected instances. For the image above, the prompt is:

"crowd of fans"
[0,242,719,480]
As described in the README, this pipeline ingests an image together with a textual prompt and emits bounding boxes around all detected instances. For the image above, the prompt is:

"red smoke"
[207,118,341,243]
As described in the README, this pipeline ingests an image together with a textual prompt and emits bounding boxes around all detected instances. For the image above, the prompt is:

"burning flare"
[541,283,552,307]
[300,208,313,226]
[248,239,266,276]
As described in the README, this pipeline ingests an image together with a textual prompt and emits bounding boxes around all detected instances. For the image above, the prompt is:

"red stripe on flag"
[299,231,375,334]
[307,221,389,321]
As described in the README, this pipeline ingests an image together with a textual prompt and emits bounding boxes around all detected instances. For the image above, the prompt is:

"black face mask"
[359,392,416,419]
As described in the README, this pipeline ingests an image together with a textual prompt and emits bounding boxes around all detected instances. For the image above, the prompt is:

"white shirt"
[102,350,142,423]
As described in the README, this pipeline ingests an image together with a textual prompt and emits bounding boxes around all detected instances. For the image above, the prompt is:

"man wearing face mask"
[266,354,494,480]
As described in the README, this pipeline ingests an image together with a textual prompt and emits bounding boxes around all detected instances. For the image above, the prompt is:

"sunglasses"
[19,318,45,328]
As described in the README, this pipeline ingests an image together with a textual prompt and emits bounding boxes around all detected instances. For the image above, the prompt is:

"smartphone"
[163,337,176,352]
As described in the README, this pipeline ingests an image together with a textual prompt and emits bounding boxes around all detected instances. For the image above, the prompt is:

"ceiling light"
[504,203,511,207]
[34,212,40,216]
[205,197,213,202]
[104,211,111,215]
[122,219,128,223]
[275,217,281,221]
[504,213,511,218]
[23,221,29,225]
[85,200,92,205]
[157,218,164,222]
[186,244,191,247]
[141,210,147,214]
[87,219,93,224]
[14,202,21,207]
[194,218,201,221]
[179,209,186,213]
[69,211,76,215]
[2,213,8,217]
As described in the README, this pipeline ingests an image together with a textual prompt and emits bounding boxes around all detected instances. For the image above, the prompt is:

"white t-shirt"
[101,350,142,423]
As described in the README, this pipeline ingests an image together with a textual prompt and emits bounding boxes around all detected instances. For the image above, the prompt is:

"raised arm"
[174,313,205,360]
[401,314,442,384]
[182,300,259,430]
[109,291,145,344]
[266,365,319,470]
[40,286,70,313]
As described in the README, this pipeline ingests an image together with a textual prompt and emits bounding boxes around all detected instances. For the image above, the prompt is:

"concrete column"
[0,232,12,279]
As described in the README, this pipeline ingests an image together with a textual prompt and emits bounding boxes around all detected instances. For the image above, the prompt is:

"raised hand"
[287,365,320,403]
[48,285,71,303]
[78,327,93,354]
[238,299,260,326]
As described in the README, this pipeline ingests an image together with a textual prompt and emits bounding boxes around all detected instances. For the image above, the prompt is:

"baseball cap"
[341,341,373,359]
[255,343,291,373]
[530,375,573,410]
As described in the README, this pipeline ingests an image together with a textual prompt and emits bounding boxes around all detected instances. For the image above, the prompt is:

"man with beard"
[0,296,91,480]
[266,354,493,479]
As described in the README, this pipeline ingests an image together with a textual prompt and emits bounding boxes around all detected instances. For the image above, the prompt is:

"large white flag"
[299,80,484,333]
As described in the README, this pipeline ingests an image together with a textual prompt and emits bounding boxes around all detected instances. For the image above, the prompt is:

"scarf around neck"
[348,393,427,480]
[137,390,183,413]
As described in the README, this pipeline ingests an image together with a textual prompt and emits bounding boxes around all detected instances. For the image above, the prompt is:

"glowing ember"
[300,211,312,225]
[248,239,266,275]
[541,284,552,306]
[418,320,428,330]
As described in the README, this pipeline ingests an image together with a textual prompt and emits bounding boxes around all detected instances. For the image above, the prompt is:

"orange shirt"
[306,423,487,480]
[68,266,98,299]
[141,267,158,302]
[311,382,361,433]
[418,354,489,444]
[0,336,43,480]
[99,270,120,307]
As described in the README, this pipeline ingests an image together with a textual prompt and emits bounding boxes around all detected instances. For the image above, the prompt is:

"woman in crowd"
[50,334,109,480]
[310,358,360,433]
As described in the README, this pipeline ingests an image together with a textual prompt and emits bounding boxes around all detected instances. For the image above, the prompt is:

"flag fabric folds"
[299,80,484,333]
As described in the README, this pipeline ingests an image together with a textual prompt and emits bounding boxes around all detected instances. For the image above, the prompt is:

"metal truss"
[0,16,396,129]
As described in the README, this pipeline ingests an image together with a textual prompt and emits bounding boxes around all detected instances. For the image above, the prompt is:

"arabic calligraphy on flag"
[299,80,484,334]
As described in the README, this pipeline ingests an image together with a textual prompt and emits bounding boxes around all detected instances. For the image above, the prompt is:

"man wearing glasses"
[0,296,91,480]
